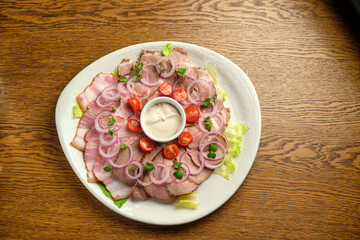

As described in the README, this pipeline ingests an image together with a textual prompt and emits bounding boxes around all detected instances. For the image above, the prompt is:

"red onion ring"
[165,167,176,183]
[200,141,227,161]
[184,149,205,175]
[186,79,213,105]
[137,177,154,187]
[95,94,113,108]
[98,142,121,159]
[199,101,218,118]
[140,76,159,87]
[94,110,116,133]
[108,143,133,168]
[124,160,144,180]
[99,132,118,146]
[203,154,226,169]
[102,85,119,100]
[156,57,176,78]
[126,77,139,96]
[149,162,170,185]
[198,113,224,132]
[199,131,229,153]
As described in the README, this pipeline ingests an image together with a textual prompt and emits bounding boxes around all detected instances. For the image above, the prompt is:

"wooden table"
[1,0,359,239]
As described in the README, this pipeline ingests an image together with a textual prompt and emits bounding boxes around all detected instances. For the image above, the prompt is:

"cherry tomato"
[163,144,179,160]
[159,82,173,96]
[184,105,200,123]
[127,119,142,132]
[140,137,155,152]
[178,132,193,146]
[172,87,187,102]
[128,97,141,112]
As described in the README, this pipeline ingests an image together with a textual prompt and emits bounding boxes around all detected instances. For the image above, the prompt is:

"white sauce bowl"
[140,97,186,143]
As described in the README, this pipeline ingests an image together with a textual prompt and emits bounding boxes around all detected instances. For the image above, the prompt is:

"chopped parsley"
[205,123,212,131]
[108,129,117,136]
[177,68,187,77]
[128,166,135,174]
[112,107,116,112]
[119,76,128,82]
[203,98,211,107]
[204,116,211,122]
[120,144,128,150]
[161,68,167,72]
[173,162,182,169]
[207,152,216,159]
[143,163,154,171]
[210,143,218,152]
[108,117,116,125]
[118,98,121,106]
[103,166,111,172]
[174,169,183,179]
[136,74,142,81]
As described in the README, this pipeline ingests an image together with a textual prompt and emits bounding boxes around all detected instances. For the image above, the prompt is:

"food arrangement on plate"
[70,43,248,209]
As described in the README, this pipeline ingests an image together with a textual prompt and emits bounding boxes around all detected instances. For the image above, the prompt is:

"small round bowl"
[140,97,186,143]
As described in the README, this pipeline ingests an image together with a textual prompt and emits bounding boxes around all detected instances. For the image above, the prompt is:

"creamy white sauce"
[144,102,181,139]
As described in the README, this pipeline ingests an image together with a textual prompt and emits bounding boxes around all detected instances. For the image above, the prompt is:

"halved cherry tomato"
[140,137,155,152]
[127,119,142,132]
[159,82,173,96]
[128,97,141,112]
[184,105,200,123]
[163,144,179,160]
[172,87,187,102]
[178,132,193,146]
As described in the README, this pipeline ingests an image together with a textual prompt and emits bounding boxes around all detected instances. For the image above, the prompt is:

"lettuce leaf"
[204,63,228,101]
[73,103,83,118]
[97,182,128,208]
[214,121,249,179]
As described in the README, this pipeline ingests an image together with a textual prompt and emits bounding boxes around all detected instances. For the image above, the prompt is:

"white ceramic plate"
[55,41,261,225]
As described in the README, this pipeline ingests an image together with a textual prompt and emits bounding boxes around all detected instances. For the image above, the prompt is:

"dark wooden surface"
[1,0,359,239]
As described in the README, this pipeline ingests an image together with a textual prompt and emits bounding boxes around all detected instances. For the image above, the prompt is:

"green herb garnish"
[136,74,142,81]
[207,152,216,159]
[119,76,128,82]
[173,162,182,169]
[112,107,116,112]
[210,143,218,152]
[103,166,111,172]
[214,93,217,103]
[161,68,167,72]
[177,68,187,77]
[161,43,172,56]
[108,117,116,125]
[143,163,155,171]
[203,98,211,107]
[204,116,211,122]
[128,166,135,174]
[118,98,121,106]
[120,144,128,149]
[174,169,184,179]
[108,129,117,136]
[205,123,212,131]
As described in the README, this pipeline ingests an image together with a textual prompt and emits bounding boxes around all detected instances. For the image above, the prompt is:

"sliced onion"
[149,162,170,185]
[126,77,139,96]
[137,177,153,187]
[98,142,121,159]
[198,113,224,132]
[203,154,226,169]
[165,167,176,184]
[174,162,190,183]
[200,141,227,161]
[102,85,119,100]
[95,94,113,108]
[140,76,159,87]
[199,131,229,153]
[186,79,213,105]
[184,149,205,175]
[99,132,118,146]
[124,161,144,180]
[94,111,116,133]
[199,101,218,118]
[156,57,176,78]
[108,143,133,168]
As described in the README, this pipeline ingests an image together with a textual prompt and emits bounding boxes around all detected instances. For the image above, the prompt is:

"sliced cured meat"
[117,59,136,77]
[83,127,99,182]
[131,182,149,200]
[186,150,213,184]
[93,157,132,200]
[71,101,117,151]
[166,179,198,196]
[185,125,203,150]
[77,73,118,111]
[141,144,166,163]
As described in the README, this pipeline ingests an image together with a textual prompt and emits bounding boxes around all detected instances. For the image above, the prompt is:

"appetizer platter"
[56,41,261,225]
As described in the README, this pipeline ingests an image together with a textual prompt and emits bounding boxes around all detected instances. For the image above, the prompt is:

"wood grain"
[1,0,360,239]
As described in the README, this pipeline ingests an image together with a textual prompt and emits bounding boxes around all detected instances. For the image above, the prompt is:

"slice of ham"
[77,73,118,112]
[186,149,213,184]
[71,101,117,151]
[83,127,100,182]
[117,59,136,77]
[93,157,132,200]
[131,182,149,200]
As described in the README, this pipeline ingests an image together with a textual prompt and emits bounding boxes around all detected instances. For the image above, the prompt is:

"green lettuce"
[161,43,172,56]
[214,121,249,179]
[204,63,228,101]
[97,182,128,208]
[73,103,83,118]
